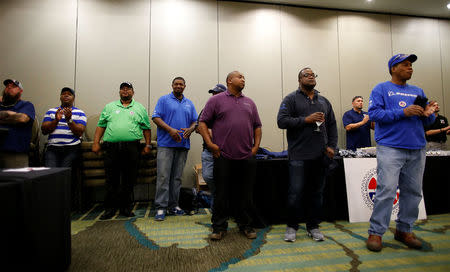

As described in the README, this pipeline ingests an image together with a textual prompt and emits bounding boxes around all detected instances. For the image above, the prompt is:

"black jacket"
[277,88,338,160]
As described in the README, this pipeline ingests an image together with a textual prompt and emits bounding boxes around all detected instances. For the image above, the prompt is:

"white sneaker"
[307,228,325,241]
[154,209,166,221]
[284,227,297,242]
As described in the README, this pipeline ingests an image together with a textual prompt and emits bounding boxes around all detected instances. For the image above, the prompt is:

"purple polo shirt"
[199,90,262,160]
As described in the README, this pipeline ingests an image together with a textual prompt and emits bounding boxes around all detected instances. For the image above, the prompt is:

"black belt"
[104,140,140,148]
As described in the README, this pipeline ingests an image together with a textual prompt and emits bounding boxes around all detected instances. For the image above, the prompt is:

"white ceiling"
[233,0,450,19]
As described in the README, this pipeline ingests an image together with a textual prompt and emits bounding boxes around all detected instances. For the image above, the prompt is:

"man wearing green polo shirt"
[92,82,151,220]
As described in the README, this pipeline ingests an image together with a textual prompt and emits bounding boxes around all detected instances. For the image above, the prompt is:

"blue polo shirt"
[0,100,35,153]
[152,92,197,149]
[342,109,371,151]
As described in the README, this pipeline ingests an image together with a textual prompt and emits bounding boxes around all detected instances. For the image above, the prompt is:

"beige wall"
[1,0,449,186]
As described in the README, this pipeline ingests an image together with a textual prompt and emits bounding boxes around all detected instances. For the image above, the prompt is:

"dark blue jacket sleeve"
[277,95,306,129]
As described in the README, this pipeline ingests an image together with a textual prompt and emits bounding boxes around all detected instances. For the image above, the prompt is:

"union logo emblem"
[361,168,400,215]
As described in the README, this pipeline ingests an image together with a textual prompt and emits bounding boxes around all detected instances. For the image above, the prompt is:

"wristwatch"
[67,118,73,124]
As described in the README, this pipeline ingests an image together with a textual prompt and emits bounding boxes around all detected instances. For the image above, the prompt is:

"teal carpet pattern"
[71,203,450,271]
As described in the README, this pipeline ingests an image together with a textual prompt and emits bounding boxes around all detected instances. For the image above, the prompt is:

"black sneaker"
[120,207,135,217]
[100,208,117,220]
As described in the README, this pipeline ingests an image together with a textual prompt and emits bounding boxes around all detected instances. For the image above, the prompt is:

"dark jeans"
[45,144,81,210]
[287,158,326,231]
[45,144,81,167]
[212,156,256,232]
[103,141,140,210]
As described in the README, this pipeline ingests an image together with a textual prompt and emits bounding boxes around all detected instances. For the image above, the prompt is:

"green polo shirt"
[97,99,151,142]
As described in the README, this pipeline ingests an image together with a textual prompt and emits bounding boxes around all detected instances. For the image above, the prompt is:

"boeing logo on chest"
[388,90,418,98]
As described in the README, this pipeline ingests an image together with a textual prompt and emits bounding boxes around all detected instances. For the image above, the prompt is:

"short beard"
[120,95,132,102]
[61,102,72,108]
[2,93,20,106]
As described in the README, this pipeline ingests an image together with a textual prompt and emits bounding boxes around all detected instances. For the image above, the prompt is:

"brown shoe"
[394,230,422,249]
[210,230,226,241]
[242,228,257,239]
[366,234,382,252]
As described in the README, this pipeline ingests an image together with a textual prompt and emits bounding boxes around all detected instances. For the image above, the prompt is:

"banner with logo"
[343,158,427,223]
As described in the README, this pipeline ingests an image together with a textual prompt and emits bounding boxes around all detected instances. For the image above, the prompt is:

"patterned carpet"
[70,203,450,271]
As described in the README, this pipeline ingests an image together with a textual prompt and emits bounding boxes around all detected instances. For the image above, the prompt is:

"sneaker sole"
[307,233,325,241]
[284,238,296,242]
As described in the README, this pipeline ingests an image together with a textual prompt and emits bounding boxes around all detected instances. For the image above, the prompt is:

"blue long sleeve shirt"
[368,81,435,149]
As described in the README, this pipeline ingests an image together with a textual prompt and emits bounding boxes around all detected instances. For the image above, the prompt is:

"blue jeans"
[154,147,188,211]
[287,158,326,231]
[201,149,215,196]
[45,144,80,167]
[368,145,426,236]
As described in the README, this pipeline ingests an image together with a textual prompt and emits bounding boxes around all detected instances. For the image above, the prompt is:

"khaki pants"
[0,151,29,168]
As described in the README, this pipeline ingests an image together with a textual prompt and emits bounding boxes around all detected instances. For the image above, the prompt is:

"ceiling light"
[447,3,450,9]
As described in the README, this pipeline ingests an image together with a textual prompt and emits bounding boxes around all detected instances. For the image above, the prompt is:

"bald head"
[226,71,239,84]
[226,71,245,93]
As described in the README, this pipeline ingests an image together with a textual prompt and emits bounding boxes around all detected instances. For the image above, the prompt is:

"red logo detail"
[368,177,377,189]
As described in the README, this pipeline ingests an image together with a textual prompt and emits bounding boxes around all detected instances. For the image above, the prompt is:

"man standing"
[342,96,373,151]
[366,54,436,252]
[197,83,227,206]
[0,79,35,168]
[92,82,151,220]
[425,102,449,150]
[152,77,198,221]
[41,87,86,167]
[277,67,338,242]
[199,71,262,240]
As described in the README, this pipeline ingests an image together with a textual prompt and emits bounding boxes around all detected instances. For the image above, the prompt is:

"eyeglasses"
[302,73,318,78]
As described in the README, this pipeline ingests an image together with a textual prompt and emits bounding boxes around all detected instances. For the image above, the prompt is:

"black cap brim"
[61,87,75,96]
[120,82,133,89]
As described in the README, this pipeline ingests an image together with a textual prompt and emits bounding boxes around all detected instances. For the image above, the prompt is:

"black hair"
[298,67,312,80]
[352,96,363,102]
[172,77,186,84]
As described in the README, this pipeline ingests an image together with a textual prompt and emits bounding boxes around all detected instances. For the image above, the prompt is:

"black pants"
[103,141,140,209]
[212,156,256,232]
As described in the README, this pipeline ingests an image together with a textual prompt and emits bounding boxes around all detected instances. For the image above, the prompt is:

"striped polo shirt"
[42,106,87,146]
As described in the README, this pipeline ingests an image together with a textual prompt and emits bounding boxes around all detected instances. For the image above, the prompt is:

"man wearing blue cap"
[42,87,86,167]
[366,54,437,252]
[0,79,35,168]
[196,84,227,207]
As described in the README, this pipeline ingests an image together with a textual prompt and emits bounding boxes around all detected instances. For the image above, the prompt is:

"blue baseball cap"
[208,83,226,94]
[388,54,417,73]
[3,79,23,90]
[61,87,75,96]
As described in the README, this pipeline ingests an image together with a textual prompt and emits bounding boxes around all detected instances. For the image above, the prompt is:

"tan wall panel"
[219,2,283,152]
[391,16,443,103]
[149,0,218,187]
[338,12,391,149]
[0,0,77,122]
[439,19,450,150]
[439,20,450,120]
[75,0,150,118]
[281,7,340,148]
